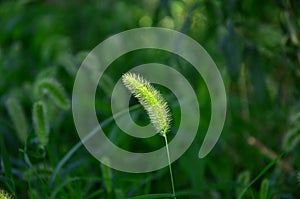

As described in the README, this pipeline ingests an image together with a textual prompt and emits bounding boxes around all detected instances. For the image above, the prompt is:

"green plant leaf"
[101,158,113,195]
[219,20,242,81]
[259,178,269,199]
[238,153,284,199]
[236,170,250,198]
[0,133,15,193]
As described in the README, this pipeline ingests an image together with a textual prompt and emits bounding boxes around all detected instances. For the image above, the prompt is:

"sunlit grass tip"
[122,72,171,135]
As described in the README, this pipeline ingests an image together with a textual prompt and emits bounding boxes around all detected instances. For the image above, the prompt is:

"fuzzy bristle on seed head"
[122,72,171,135]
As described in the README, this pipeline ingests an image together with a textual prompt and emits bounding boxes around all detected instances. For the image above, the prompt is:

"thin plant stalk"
[163,134,176,199]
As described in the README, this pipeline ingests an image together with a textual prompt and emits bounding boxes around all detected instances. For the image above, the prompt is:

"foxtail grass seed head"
[122,72,171,135]
[5,97,28,143]
[259,179,269,199]
[0,189,12,199]
[33,101,49,148]
[36,78,70,110]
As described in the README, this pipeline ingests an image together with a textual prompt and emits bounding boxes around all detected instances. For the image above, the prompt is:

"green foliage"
[238,154,284,199]
[1,0,300,198]
[0,133,15,194]
[122,72,171,135]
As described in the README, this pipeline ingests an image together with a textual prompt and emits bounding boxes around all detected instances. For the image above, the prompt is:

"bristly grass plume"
[122,72,171,135]
[0,189,12,199]
[122,72,176,199]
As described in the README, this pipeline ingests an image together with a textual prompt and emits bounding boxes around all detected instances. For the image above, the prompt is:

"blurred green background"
[1,0,300,198]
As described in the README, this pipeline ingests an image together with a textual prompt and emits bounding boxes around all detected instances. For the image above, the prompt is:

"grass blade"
[238,153,284,199]
[49,104,140,185]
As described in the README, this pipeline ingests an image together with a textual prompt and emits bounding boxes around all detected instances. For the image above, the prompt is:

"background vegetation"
[1,0,300,198]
